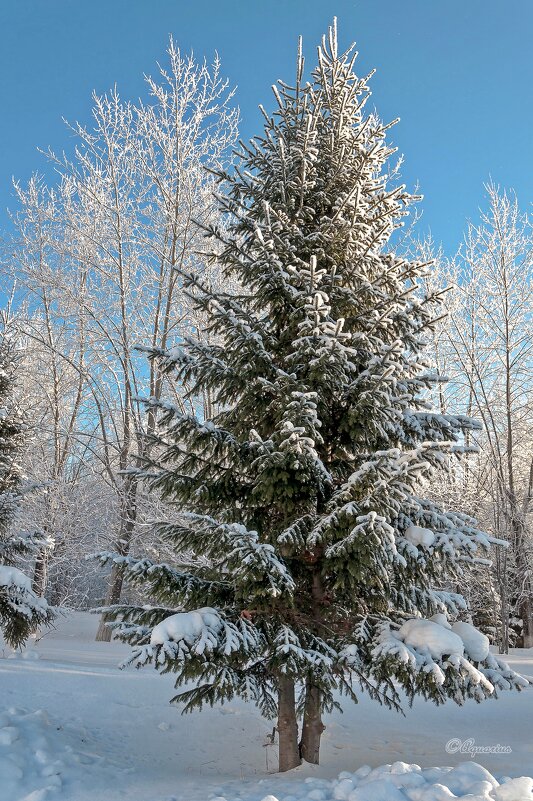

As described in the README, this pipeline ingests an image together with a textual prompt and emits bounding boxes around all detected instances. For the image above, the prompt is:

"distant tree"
[427,185,533,649]
[0,334,52,648]
[4,40,238,639]
[97,24,527,771]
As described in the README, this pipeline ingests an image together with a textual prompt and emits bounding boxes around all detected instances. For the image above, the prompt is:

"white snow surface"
[397,619,464,659]
[0,565,49,618]
[451,621,491,662]
[0,565,32,592]
[404,526,435,548]
[429,614,451,630]
[0,611,532,801]
[150,607,222,646]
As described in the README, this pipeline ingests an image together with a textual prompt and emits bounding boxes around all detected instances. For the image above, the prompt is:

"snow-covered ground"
[1,611,532,801]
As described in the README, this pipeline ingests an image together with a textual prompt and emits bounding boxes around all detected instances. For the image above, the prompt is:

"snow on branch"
[369,616,528,703]
[0,564,51,649]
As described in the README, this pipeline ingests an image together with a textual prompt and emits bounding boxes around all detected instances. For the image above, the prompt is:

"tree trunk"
[510,515,533,649]
[298,566,326,763]
[96,477,137,642]
[520,596,533,648]
[277,674,301,772]
[496,547,510,653]
[96,560,126,641]
[32,548,49,597]
[299,679,324,764]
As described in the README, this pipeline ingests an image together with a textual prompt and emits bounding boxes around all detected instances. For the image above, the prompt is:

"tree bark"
[509,514,533,649]
[299,566,326,763]
[520,597,533,648]
[32,548,49,597]
[496,546,510,653]
[96,561,126,641]
[96,477,137,642]
[277,674,301,772]
[299,679,324,764]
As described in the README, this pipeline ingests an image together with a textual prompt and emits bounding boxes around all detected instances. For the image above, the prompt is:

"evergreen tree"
[98,23,527,771]
[0,335,52,649]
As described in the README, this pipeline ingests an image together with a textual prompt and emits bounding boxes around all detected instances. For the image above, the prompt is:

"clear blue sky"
[0,0,531,253]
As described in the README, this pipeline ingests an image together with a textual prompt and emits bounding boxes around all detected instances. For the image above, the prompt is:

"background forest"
[0,41,530,654]
[0,6,532,800]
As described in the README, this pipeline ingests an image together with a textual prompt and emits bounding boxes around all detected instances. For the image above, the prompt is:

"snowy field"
[1,611,532,801]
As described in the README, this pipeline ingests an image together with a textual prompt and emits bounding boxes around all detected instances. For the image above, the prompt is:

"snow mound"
[494,778,533,801]
[451,621,490,662]
[150,607,222,646]
[0,706,116,801]
[0,565,32,591]
[6,645,41,660]
[398,618,464,659]
[429,613,451,630]
[213,762,533,801]
[0,564,49,615]
[404,526,435,548]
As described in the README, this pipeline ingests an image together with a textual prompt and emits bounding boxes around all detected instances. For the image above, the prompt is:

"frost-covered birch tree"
[3,40,238,638]
[2,195,96,601]
[99,25,527,772]
[429,185,533,649]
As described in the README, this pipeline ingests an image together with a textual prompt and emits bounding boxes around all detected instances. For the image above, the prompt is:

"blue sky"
[0,0,531,253]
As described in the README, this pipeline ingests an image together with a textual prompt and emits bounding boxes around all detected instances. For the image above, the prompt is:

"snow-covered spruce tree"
[0,336,52,648]
[98,23,527,771]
